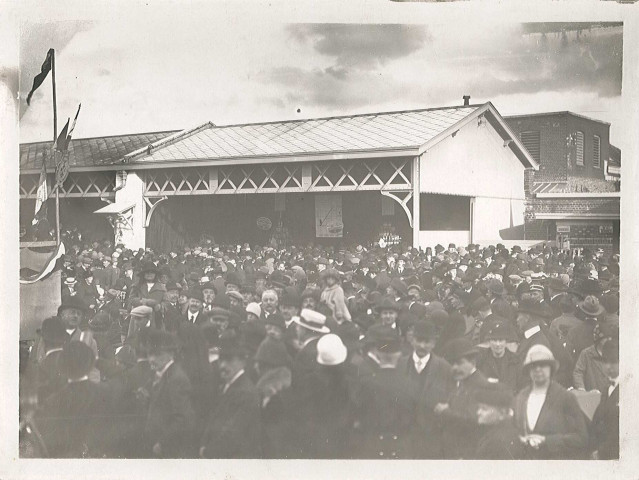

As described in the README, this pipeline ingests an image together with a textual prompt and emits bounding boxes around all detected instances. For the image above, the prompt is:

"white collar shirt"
[412,352,431,374]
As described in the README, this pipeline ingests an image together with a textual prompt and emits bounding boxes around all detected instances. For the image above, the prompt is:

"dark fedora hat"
[41,316,69,345]
[444,338,480,363]
[364,324,402,353]
[139,262,159,275]
[187,288,204,302]
[411,320,437,341]
[376,296,401,313]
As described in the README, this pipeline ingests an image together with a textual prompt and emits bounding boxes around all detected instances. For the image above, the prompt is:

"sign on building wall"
[315,194,343,237]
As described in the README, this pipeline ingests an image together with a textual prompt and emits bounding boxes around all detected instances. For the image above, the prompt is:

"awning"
[94,201,135,215]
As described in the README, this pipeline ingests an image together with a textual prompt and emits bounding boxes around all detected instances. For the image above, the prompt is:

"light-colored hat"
[246,302,262,318]
[523,344,558,371]
[316,334,347,366]
[64,277,77,286]
[293,308,330,334]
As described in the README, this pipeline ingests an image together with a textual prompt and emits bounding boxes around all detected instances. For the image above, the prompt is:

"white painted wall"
[114,171,146,250]
[416,115,527,245]
[419,118,526,200]
[472,197,525,244]
[419,230,470,250]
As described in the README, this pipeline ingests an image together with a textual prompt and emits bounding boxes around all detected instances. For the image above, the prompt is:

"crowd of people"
[19,233,621,460]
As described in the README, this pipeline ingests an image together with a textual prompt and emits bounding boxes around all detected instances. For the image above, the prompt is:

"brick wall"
[531,197,620,216]
[506,112,611,184]
[506,114,568,182]
[567,177,617,193]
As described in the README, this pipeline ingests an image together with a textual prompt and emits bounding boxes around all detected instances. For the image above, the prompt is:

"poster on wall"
[315,194,343,238]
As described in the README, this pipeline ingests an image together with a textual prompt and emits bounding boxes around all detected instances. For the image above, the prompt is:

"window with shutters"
[593,135,601,168]
[520,131,540,164]
[576,131,584,166]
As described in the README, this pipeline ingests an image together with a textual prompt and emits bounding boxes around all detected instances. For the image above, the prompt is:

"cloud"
[19,20,94,117]
[287,24,431,70]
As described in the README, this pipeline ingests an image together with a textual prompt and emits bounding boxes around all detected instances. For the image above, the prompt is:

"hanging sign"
[257,217,272,231]
[315,194,343,238]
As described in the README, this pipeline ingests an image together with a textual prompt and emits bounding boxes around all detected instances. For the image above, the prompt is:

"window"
[520,131,541,164]
[575,131,584,166]
[593,135,601,168]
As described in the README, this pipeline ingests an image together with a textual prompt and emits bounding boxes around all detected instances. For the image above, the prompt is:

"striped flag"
[32,151,49,226]
[55,104,81,187]
[26,49,53,105]
[19,241,66,284]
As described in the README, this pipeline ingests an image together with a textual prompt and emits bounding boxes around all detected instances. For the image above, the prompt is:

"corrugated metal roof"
[126,106,478,164]
[20,131,178,171]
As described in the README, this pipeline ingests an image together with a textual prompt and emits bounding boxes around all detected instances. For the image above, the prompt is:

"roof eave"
[417,102,539,170]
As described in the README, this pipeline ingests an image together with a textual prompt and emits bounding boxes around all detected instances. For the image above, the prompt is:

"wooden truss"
[143,159,412,196]
[19,172,116,199]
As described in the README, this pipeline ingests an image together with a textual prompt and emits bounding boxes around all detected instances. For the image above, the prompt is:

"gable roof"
[121,102,536,169]
[20,102,538,173]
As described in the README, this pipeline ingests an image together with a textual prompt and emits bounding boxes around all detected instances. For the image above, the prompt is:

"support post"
[52,49,60,245]
[412,155,420,249]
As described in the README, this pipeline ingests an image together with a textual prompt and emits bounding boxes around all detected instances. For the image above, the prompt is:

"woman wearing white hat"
[513,344,589,459]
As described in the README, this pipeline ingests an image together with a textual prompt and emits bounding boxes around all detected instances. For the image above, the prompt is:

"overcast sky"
[18,13,623,145]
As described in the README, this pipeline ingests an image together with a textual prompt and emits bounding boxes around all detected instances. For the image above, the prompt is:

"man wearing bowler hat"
[436,337,491,459]
[145,330,196,458]
[398,320,454,459]
[200,333,262,458]
[184,289,205,325]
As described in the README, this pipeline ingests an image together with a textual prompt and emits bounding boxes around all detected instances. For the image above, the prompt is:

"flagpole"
[51,49,61,246]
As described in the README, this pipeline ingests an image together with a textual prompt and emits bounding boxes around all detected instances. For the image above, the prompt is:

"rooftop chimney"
[463,95,471,106]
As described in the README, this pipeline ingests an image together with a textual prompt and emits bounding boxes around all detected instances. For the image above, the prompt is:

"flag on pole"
[55,118,70,152]
[26,49,54,105]
[55,103,81,187]
[67,103,81,139]
[32,151,49,225]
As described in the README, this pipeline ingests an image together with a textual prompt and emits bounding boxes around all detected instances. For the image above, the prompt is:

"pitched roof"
[20,130,177,172]
[123,105,480,165]
[20,102,537,172]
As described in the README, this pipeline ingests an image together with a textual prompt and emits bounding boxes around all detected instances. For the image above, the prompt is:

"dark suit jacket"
[514,381,589,459]
[36,380,113,458]
[477,348,519,393]
[200,372,262,458]
[441,369,491,459]
[160,302,184,332]
[291,337,320,390]
[145,362,196,458]
[590,384,619,459]
[397,352,454,458]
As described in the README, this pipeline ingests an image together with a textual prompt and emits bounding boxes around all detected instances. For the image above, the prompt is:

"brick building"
[505,112,621,254]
